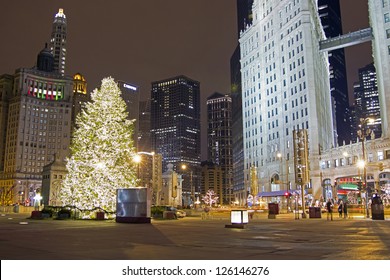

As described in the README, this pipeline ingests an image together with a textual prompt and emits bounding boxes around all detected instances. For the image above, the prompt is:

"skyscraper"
[151,75,201,205]
[49,9,67,76]
[206,92,233,204]
[318,0,351,146]
[353,63,381,139]
[240,0,334,198]
[0,9,77,205]
[0,47,73,205]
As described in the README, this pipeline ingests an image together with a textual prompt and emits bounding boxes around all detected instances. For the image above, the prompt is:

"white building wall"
[240,0,334,198]
[369,0,390,139]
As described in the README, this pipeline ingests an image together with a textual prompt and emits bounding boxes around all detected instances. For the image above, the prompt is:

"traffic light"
[284,192,291,198]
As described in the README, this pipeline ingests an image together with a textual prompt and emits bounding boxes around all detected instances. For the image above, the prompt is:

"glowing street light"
[357,117,374,218]
[133,154,141,181]
[181,164,194,206]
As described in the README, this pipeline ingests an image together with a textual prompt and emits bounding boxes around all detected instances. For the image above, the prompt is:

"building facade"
[138,99,152,152]
[71,73,88,133]
[117,81,140,150]
[206,92,233,204]
[0,9,78,205]
[200,161,223,205]
[368,0,390,139]
[0,60,73,205]
[240,0,334,201]
[150,75,201,206]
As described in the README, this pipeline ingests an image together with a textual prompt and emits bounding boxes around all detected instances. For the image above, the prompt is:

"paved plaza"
[0,211,389,260]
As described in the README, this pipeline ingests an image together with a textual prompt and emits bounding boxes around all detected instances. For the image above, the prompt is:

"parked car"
[176,210,186,218]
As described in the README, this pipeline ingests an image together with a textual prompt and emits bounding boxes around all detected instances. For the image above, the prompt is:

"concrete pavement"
[0,211,389,260]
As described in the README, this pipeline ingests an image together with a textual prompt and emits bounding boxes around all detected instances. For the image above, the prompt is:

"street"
[0,211,389,260]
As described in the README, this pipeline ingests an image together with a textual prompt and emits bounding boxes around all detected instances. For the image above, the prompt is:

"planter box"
[31,211,42,219]
[96,212,105,220]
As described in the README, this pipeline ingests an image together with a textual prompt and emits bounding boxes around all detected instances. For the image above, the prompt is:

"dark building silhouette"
[318,0,352,145]
[230,0,253,204]
[138,99,152,152]
[207,92,233,204]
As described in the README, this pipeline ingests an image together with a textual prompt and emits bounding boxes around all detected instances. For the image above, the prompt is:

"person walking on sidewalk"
[343,200,348,219]
[338,201,343,218]
[326,199,333,221]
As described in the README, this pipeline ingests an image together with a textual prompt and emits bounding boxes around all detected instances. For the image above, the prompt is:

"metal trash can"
[371,195,384,220]
[309,207,321,218]
[268,203,279,219]
[13,204,19,213]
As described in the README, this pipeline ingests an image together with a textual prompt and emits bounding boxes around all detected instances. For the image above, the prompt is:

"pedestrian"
[326,199,333,221]
[343,200,348,219]
[338,200,343,218]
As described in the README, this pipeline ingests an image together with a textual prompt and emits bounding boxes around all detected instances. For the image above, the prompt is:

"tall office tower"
[151,75,201,205]
[369,0,390,138]
[49,9,67,76]
[0,45,73,205]
[117,81,140,150]
[138,100,151,152]
[318,0,351,146]
[352,63,381,139]
[206,92,233,204]
[71,73,88,134]
[240,0,334,198]
[230,0,253,205]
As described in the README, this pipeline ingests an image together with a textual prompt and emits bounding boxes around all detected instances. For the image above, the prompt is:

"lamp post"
[181,164,194,206]
[357,117,374,218]
[277,152,290,212]
[132,154,141,185]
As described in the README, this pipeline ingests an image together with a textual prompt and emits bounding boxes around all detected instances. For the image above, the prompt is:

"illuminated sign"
[123,83,138,91]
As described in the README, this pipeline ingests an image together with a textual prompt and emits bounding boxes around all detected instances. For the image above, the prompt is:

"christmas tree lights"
[60,77,138,212]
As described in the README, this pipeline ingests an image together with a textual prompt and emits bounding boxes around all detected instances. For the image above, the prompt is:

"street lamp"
[357,117,374,218]
[277,152,290,212]
[132,154,141,183]
[181,164,194,206]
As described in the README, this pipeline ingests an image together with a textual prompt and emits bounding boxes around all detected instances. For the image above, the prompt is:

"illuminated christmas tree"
[60,77,137,212]
[202,189,219,207]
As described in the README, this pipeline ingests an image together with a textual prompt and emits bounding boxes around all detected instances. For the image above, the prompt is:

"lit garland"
[60,77,138,212]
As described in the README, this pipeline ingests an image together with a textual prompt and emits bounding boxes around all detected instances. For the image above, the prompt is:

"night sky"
[0,0,372,158]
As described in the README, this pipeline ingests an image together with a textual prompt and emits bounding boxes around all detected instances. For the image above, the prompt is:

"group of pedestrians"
[326,199,348,221]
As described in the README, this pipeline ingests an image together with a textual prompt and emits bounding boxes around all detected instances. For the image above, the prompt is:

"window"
[387,29,390,39]
[385,13,390,23]
[378,151,384,161]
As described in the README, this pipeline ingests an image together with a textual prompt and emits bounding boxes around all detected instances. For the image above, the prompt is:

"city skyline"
[0,0,372,159]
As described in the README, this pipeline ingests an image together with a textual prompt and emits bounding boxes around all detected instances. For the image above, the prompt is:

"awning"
[257,189,308,197]
[257,190,289,197]
[338,183,359,190]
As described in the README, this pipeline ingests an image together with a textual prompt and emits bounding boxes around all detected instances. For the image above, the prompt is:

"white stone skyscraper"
[240,0,334,199]
[369,0,390,139]
[50,9,67,76]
